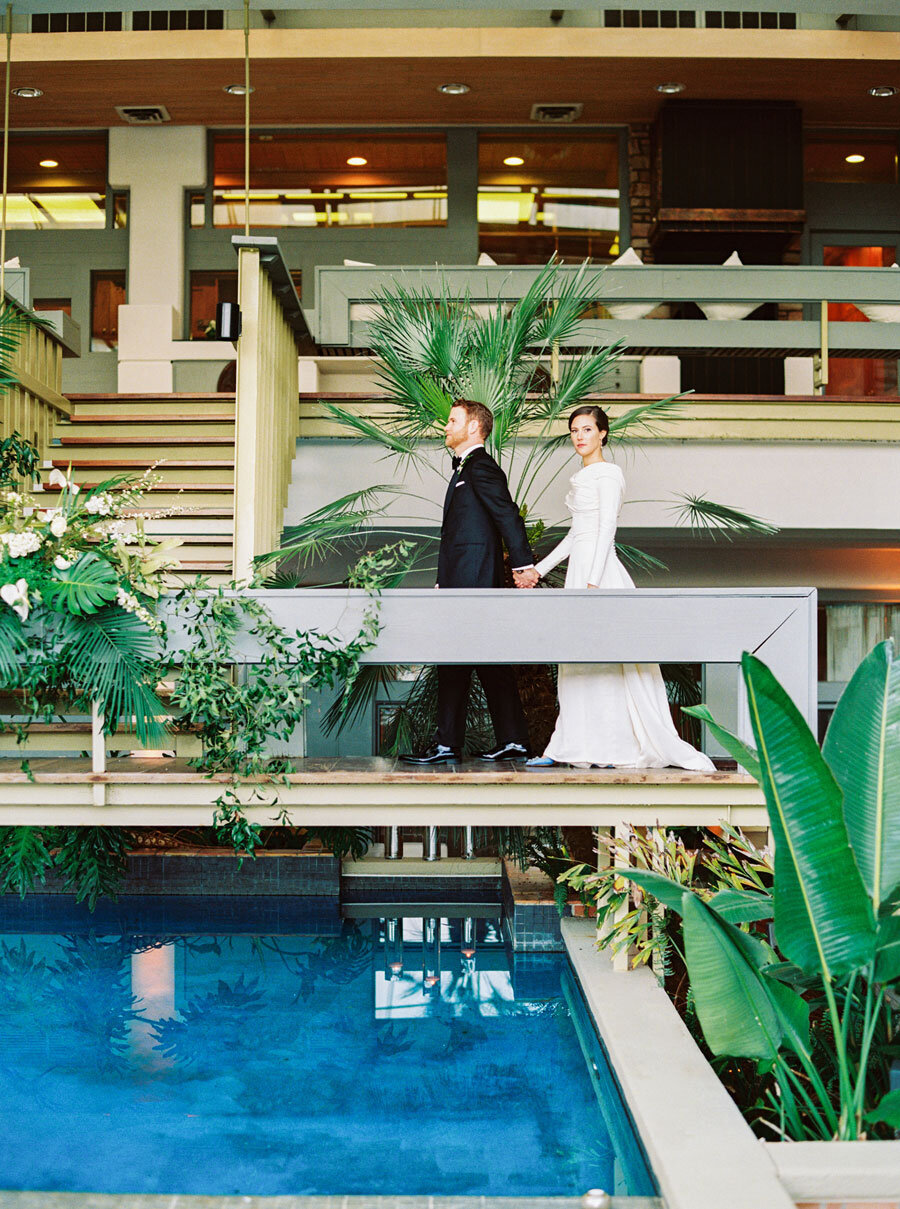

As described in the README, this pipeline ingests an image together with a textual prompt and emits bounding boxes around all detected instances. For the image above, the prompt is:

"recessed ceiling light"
[656,82,686,95]
[39,159,58,168]
[845,154,866,164]
[438,82,470,95]
[503,156,525,166]
[868,85,898,98]
[224,83,254,96]
[346,156,367,166]
[12,86,43,98]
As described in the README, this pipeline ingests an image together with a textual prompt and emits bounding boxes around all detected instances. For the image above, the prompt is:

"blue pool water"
[0,896,655,1198]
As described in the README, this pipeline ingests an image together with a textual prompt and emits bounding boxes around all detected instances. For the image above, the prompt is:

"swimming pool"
[0,895,656,1198]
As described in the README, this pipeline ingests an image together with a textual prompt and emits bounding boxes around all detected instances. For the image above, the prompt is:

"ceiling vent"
[115,104,171,125]
[530,102,583,123]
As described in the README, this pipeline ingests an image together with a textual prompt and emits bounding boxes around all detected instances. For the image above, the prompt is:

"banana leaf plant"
[614,640,900,1140]
[264,258,777,750]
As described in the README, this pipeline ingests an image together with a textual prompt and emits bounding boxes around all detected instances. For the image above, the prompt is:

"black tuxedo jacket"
[437,447,533,588]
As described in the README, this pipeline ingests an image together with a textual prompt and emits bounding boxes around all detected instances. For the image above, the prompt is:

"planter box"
[562,918,900,1209]
[766,1140,900,1206]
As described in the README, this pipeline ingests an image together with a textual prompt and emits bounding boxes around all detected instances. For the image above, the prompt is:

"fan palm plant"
[269,258,776,752]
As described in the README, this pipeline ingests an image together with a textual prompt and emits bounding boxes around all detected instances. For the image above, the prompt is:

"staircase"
[45,393,236,579]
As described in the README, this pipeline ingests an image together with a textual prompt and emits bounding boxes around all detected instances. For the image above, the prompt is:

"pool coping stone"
[561,917,795,1209]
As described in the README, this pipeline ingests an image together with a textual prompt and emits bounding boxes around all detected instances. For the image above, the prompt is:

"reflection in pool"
[0,896,656,1198]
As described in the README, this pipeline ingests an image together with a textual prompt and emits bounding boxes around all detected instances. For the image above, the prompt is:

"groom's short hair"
[453,398,493,439]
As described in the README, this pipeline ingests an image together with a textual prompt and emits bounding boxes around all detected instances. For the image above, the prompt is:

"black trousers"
[436,664,528,749]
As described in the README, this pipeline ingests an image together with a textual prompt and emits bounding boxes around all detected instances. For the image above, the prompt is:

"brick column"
[627,123,654,262]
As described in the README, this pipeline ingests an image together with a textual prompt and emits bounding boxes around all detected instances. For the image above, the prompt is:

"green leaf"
[874,911,900,984]
[0,826,54,897]
[864,1088,900,1129]
[613,866,690,912]
[823,640,900,915]
[683,704,761,778]
[681,892,783,1060]
[707,887,774,924]
[742,652,875,979]
[43,552,119,615]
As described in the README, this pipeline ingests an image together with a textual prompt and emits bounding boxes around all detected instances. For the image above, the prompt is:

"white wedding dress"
[534,461,716,770]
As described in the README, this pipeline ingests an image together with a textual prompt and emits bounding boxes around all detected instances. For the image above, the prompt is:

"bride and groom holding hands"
[399,397,714,772]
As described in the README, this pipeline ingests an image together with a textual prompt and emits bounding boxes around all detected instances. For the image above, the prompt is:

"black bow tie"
[451,455,462,471]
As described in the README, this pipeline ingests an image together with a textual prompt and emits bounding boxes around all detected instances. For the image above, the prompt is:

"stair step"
[69,413,236,424]
[122,507,234,518]
[42,482,235,495]
[67,394,235,418]
[54,442,236,460]
[57,436,235,447]
[52,458,234,468]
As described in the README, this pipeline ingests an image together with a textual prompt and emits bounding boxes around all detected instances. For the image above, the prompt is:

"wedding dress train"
[534,462,715,770]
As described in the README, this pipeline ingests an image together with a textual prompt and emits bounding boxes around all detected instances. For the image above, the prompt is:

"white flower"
[0,578,30,621]
[54,554,73,570]
[0,530,42,558]
[49,514,68,538]
[85,493,113,516]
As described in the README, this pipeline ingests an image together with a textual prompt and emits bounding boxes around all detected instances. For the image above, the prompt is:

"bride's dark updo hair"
[568,404,609,446]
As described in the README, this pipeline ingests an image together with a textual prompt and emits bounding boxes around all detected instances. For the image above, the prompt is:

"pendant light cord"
[1,4,12,304]
[243,0,250,238]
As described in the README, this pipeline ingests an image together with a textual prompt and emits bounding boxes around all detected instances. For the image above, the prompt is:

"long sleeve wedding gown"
[534,461,715,770]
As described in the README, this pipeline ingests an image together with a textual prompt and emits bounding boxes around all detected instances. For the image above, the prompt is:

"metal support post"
[424,825,440,861]
[463,826,475,859]
[385,826,400,860]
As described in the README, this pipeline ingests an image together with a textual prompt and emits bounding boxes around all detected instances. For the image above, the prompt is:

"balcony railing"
[311,265,900,367]
[0,586,814,821]
[1,296,71,470]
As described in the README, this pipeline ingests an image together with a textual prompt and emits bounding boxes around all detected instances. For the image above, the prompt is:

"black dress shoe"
[476,742,530,762]
[399,743,462,765]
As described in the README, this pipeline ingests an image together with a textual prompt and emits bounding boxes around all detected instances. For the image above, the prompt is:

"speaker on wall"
[216,301,242,341]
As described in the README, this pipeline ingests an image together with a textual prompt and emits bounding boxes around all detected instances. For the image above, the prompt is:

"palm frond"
[533,260,606,348]
[321,403,425,457]
[549,346,627,416]
[615,543,669,574]
[259,485,404,567]
[321,664,399,736]
[61,606,167,746]
[0,610,27,686]
[608,395,689,443]
[670,493,780,540]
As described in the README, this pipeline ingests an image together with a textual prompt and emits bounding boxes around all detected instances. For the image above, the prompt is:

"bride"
[527,405,715,771]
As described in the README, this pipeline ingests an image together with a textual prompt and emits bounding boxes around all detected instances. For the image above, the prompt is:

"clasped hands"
[513,567,540,589]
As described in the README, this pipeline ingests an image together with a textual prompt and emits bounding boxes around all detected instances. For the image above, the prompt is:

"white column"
[108,126,207,392]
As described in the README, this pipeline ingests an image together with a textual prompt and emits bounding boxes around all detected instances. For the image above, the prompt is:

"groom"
[400,399,538,766]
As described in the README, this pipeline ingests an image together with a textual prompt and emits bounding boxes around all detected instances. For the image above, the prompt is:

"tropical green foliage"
[169,542,414,855]
[584,642,900,1140]
[0,825,133,908]
[0,453,181,744]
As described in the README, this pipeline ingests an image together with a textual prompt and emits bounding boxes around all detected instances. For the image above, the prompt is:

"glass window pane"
[805,135,898,184]
[478,133,620,264]
[211,133,447,230]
